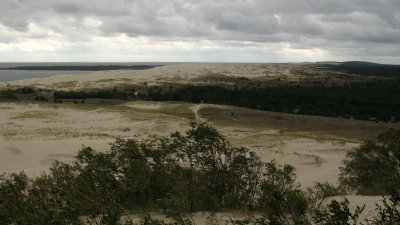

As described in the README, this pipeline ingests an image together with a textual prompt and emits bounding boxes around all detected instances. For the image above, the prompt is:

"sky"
[0,0,399,63]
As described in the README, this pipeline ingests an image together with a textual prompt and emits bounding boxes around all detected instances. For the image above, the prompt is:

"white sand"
[126,102,162,109]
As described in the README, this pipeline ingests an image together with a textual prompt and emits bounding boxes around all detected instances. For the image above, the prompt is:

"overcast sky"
[0,0,399,63]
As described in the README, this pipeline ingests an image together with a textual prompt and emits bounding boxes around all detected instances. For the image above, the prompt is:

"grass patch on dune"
[154,104,195,120]
[11,111,59,119]
[293,152,324,166]
[36,128,113,139]
[0,127,113,140]
[54,81,78,89]
[0,106,14,110]
[0,129,19,138]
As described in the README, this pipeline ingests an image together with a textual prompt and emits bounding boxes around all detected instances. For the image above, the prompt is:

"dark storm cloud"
[0,0,398,43]
[0,0,399,62]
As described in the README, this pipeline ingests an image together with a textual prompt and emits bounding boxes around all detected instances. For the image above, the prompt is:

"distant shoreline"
[0,65,158,71]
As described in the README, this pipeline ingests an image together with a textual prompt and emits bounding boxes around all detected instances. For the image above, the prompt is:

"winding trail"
[190,104,206,122]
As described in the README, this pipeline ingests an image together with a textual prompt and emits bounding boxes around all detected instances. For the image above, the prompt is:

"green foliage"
[3,125,398,224]
[0,122,264,224]
[19,86,35,94]
[54,89,128,100]
[146,81,400,122]
[170,122,263,211]
[228,217,270,225]
[312,199,364,225]
[52,80,400,122]
[307,182,348,210]
[317,61,400,77]
[370,191,400,225]
[259,160,310,225]
[0,171,86,225]
[0,87,35,100]
[0,89,17,99]
[35,95,48,101]
[339,129,400,195]
[123,214,194,225]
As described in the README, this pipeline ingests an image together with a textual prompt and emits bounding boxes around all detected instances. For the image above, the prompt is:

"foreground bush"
[312,199,364,225]
[0,122,264,224]
[1,125,399,224]
[258,161,309,224]
[339,129,400,195]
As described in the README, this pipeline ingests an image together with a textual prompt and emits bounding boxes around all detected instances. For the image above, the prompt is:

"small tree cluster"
[1,125,399,224]
[0,122,264,224]
[339,129,400,195]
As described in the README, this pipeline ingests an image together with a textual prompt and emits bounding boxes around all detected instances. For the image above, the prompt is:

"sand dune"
[0,63,397,222]
[0,101,361,187]
[0,63,323,90]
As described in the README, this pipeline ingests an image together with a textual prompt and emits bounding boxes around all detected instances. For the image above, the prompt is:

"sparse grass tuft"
[11,111,58,119]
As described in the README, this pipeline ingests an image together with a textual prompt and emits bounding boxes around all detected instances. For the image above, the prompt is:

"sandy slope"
[0,63,307,90]
[0,101,359,185]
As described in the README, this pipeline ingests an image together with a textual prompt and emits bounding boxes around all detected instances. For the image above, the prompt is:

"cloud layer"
[0,0,399,63]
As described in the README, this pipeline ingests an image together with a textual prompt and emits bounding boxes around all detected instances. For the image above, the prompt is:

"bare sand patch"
[125,102,162,109]
[0,102,191,176]
[11,110,59,119]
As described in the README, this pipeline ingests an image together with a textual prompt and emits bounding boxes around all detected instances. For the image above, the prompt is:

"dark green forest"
[53,80,400,122]
[146,81,400,122]
[316,61,400,77]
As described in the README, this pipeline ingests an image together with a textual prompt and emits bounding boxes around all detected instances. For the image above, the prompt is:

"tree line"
[53,80,400,123]
[316,61,400,77]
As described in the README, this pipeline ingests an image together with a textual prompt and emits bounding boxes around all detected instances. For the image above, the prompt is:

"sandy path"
[190,104,206,122]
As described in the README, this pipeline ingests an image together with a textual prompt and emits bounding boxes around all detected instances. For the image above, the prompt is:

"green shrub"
[259,160,309,224]
[307,182,348,211]
[312,199,364,225]
[19,86,35,94]
[339,129,400,195]
[368,190,400,225]
[0,122,265,224]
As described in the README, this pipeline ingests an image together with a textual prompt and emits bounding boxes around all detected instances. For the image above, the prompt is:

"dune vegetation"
[0,123,399,225]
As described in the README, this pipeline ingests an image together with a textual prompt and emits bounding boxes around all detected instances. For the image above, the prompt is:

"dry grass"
[11,111,59,120]
[0,127,113,140]
[198,105,400,141]
[0,106,14,110]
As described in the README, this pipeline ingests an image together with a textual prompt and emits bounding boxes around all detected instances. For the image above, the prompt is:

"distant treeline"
[0,86,35,99]
[54,88,128,100]
[147,81,400,122]
[317,61,400,77]
[1,65,157,71]
[53,80,400,122]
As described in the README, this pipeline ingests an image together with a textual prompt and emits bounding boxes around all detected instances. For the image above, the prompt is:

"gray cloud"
[0,0,399,62]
